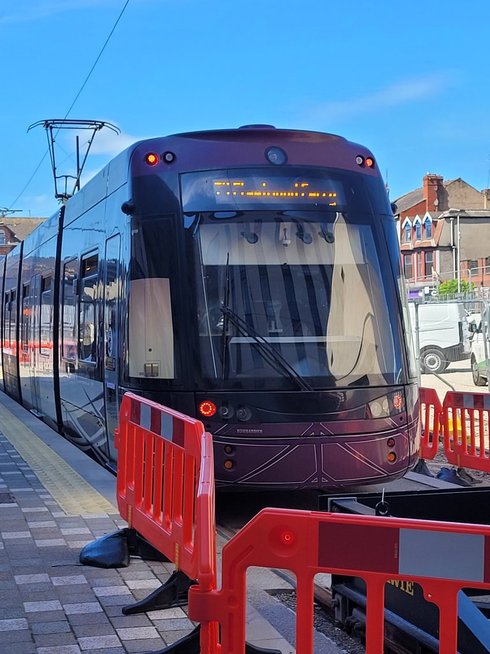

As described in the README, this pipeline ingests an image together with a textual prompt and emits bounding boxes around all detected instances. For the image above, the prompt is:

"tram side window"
[21,284,30,353]
[79,253,98,363]
[40,277,53,357]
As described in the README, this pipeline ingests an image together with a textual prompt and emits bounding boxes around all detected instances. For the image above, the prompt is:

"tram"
[0,125,419,489]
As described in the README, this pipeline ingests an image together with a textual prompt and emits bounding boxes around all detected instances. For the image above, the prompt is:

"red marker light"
[392,392,404,411]
[145,152,159,166]
[280,530,295,545]
[199,400,217,418]
[365,157,375,168]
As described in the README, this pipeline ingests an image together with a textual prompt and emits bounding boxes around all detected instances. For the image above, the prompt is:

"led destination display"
[182,169,346,211]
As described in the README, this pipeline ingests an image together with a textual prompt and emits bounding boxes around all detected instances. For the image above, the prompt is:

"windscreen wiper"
[220,304,314,392]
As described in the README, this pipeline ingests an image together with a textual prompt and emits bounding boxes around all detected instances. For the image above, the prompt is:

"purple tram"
[0,126,419,490]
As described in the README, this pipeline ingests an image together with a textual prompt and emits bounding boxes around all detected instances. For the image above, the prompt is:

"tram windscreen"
[190,209,403,390]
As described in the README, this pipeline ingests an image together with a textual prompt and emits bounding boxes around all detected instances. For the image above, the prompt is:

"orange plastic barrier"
[419,386,443,460]
[189,508,490,654]
[115,392,216,590]
[442,391,490,473]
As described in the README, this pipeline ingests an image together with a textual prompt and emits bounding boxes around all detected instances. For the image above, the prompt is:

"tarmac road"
[421,359,489,399]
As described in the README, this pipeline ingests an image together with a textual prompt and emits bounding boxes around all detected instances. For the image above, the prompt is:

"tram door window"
[4,290,16,351]
[62,259,79,365]
[3,292,10,350]
[40,277,52,357]
[103,235,121,460]
[21,284,30,356]
[79,253,98,364]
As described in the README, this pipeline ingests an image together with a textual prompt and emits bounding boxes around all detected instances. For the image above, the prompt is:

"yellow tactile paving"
[0,403,117,516]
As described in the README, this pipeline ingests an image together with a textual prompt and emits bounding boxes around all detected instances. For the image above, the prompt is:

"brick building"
[0,217,46,256]
[394,174,490,298]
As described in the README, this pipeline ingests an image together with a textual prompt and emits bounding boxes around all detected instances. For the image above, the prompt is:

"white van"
[468,308,490,386]
[408,302,471,374]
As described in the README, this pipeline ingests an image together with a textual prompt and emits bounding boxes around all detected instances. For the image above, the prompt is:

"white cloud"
[88,128,145,156]
[306,73,454,124]
[24,194,59,217]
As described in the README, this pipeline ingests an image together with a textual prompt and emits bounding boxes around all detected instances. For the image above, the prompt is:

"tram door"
[103,235,121,461]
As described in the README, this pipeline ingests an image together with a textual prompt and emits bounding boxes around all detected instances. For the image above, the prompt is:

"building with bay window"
[394,174,490,298]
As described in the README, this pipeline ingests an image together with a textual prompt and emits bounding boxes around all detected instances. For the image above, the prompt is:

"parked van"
[408,302,471,374]
[467,308,490,386]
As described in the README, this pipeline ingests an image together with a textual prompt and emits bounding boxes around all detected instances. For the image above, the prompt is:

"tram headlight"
[367,397,389,418]
[236,406,252,422]
[366,391,405,419]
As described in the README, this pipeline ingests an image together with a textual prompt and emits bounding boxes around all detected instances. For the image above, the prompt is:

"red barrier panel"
[442,391,490,473]
[115,392,216,590]
[189,508,490,654]
[419,386,443,460]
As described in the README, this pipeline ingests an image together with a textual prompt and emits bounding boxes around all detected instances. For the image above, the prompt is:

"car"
[467,310,490,387]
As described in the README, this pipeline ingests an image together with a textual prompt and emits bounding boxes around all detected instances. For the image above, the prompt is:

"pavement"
[421,360,488,400]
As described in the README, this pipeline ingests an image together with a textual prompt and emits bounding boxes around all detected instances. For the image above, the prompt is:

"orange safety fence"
[189,507,490,654]
[419,386,443,460]
[114,391,217,591]
[442,391,490,473]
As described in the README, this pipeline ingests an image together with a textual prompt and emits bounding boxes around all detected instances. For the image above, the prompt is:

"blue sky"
[1,0,489,217]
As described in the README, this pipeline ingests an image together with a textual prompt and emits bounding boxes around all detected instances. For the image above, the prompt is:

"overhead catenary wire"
[7,0,131,212]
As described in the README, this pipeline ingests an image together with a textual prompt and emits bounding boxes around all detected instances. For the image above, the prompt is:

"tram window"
[21,284,30,353]
[3,291,11,347]
[79,253,98,363]
[62,260,78,361]
[8,290,16,347]
[129,217,177,379]
[129,277,174,378]
[40,277,53,357]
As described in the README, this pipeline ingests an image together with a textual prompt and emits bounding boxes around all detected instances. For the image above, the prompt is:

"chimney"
[482,189,490,209]
[423,173,443,212]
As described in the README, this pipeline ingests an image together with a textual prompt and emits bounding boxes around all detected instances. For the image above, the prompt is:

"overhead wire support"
[0,207,23,218]
[28,119,120,203]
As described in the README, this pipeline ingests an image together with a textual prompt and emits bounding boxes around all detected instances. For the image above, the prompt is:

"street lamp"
[447,208,466,293]
[457,212,461,293]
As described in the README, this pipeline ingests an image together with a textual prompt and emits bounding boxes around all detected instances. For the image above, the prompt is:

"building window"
[0,230,6,245]
[468,259,478,274]
[425,251,433,278]
[403,254,413,279]
[486,256,490,274]
[414,221,422,240]
[403,222,412,243]
[417,253,423,278]
[423,216,432,238]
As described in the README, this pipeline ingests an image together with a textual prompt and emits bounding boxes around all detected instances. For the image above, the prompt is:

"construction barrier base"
[150,624,201,654]
[79,527,170,568]
[148,624,283,654]
[122,570,196,615]
[436,467,472,486]
[411,459,434,477]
